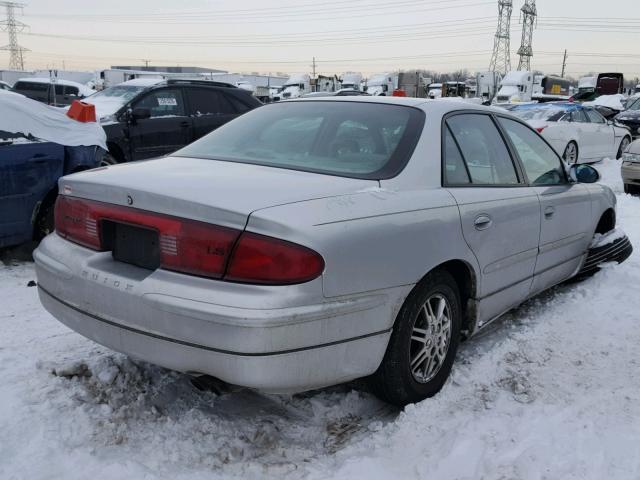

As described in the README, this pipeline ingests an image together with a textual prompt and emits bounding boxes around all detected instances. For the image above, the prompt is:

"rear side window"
[175,101,424,180]
[135,88,185,118]
[443,127,470,185]
[445,114,519,185]
[186,88,238,116]
[498,117,567,185]
[225,93,251,113]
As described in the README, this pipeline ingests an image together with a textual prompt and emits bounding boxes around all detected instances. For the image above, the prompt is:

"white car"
[510,102,632,163]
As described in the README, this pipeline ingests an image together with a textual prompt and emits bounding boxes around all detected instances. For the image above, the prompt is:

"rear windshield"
[174,101,425,179]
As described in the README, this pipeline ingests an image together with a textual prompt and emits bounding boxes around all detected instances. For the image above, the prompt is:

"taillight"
[226,232,325,285]
[159,220,238,279]
[535,126,546,133]
[55,196,102,250]
[54,196,324,285]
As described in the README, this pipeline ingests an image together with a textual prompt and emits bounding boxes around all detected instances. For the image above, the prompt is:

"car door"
[568,109,593,159]
[127,87,192,161]
[444,113,541,324]
[185,88,240,142]
[584,108,613,159]
[0,140,63,247]
[497,116,593,294]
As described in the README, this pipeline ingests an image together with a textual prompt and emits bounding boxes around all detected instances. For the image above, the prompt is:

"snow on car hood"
[0,90,107,149]
[584,94,626,111]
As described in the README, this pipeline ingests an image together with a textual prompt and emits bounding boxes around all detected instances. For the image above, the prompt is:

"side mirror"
[570,164,600,184]
[132,107,151,121]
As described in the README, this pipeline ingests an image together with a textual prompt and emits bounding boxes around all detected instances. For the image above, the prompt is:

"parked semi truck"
[272,74,311,101]
[494,71,534,103]
[397,72,431,98]
[340,72,363,91]
[476,71,501,104]
[365,73,396,96]
[573,73,625,102]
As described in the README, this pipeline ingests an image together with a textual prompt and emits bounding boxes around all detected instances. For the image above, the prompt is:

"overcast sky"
[2,0,639,80]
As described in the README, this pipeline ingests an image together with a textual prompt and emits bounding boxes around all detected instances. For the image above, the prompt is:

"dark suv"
[87,78,262,164]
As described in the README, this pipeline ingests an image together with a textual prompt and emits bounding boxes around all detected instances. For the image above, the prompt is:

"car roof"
[117,78,164,87]
[287,95,497,116]
[510,101,584,111]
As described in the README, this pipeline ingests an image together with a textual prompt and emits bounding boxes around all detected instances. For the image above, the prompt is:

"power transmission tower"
[0,1,28,70]
[489,1,513,75]
[517,0,537,71]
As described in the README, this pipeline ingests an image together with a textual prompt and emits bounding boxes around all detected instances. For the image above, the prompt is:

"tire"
[617,136,631,159]
[101,152,119,166]
[371,270,462,406]
[34,198,55,240]
[563,141,579,164]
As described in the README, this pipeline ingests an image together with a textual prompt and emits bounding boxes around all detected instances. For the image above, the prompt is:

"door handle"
[28,155,54,163]
[544,206,555,218]
[474,215,493,230]
[180,121,190,128]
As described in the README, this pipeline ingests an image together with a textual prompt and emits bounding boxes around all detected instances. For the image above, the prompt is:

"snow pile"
[0,92,107,149]
[1,158,640,479]
[584,94,626,111]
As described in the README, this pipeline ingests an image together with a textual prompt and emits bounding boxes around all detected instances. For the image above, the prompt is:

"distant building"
[111,66,227,74]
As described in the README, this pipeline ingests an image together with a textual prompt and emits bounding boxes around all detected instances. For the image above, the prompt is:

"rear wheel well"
[417,260,477,336]
[595,208,616,235]
[32,187,58,240]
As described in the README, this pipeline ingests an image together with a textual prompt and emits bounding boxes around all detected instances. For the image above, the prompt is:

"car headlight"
[622,153,640,163]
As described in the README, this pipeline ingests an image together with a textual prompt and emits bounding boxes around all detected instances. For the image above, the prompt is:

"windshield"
[175,101,424,179]
[88,85,148,106]
[510,107,567,122]
[626,98,640,111]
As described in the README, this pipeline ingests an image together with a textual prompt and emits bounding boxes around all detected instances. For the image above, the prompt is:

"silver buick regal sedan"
[35,97,632,406]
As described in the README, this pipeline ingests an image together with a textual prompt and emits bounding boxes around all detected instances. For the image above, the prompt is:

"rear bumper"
[34,233,401,393]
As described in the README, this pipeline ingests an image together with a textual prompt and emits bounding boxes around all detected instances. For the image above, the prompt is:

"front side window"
[175,101,424,179]
[498,117,567,185]
[445,114,519,185]
[585,108,606,124]
[135,89,185,118]
[571,110,589,123]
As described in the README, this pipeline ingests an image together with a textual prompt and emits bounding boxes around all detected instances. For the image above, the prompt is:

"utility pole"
[311,56,317,91]
[561,49,568,78]
[517,0,537,71]
[0,1,29,70]
[141,59,150,68]
[489,1,513,75]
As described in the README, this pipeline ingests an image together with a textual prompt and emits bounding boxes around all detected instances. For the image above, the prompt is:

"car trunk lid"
[58,155,376,230]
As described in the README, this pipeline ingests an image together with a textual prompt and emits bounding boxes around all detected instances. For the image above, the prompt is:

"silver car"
[35,98,632,406]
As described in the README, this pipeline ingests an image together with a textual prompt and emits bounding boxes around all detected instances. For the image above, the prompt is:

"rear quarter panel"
[247,188,479,299]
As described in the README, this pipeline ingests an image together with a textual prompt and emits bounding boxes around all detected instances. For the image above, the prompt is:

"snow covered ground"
[2,158,640,480]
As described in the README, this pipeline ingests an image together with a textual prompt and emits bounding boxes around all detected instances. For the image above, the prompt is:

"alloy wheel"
[410,294,452,384]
